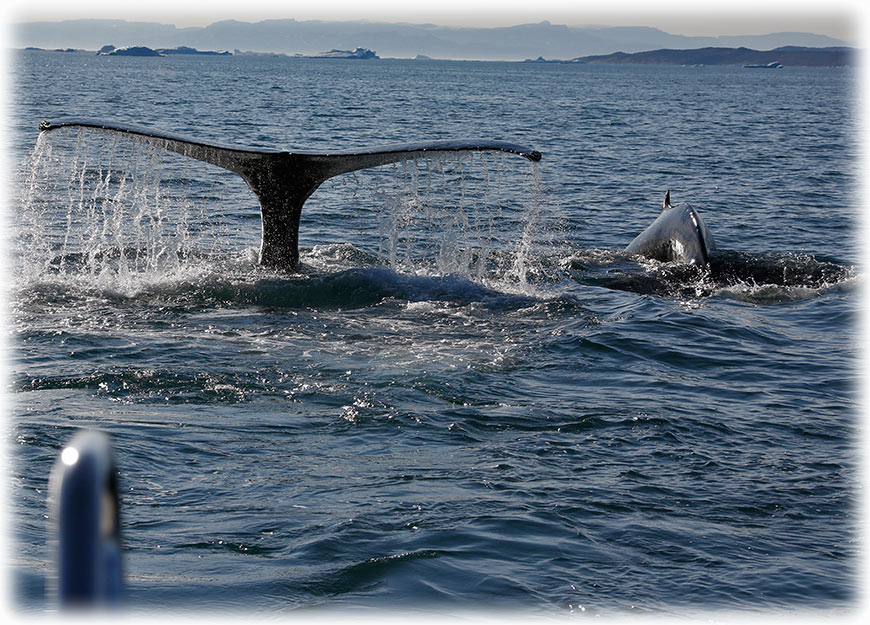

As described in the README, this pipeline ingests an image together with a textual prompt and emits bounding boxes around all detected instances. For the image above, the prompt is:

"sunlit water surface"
[8,51,860,617]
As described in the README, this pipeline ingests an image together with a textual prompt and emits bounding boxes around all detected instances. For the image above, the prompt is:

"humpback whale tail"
[38,118,542,270]
[625,191,716,265]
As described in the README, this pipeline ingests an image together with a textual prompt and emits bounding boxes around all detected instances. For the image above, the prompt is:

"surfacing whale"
[569,191,850,301]
[38,118,542,270]
[625,191,716,265]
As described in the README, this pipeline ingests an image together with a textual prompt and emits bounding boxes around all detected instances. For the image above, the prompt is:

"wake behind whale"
[566,245,855,304]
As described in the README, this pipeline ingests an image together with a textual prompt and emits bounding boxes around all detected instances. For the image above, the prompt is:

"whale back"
[625,193,716,265]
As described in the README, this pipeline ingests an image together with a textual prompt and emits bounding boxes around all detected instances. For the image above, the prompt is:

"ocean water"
[7,51,861,617]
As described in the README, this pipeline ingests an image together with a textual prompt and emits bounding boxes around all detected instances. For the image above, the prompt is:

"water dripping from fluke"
[19,120,553,300]
[35,118,543,271]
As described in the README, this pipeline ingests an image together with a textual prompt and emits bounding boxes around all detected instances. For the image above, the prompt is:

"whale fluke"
[38,118,542,270]
[625,191,716,265]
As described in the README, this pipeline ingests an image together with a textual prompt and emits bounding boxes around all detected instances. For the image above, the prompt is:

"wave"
[178,267,544,311]
[12,244,552,315]
[15,239,853,318]
[565,248,857,304]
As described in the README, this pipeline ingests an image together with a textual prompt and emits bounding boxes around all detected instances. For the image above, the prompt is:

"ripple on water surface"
[10,57,859,615]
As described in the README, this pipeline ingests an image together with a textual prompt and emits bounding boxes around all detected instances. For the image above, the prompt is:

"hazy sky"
[4,0,864,43]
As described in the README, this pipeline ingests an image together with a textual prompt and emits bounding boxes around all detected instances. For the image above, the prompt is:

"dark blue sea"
[7,50,861,618]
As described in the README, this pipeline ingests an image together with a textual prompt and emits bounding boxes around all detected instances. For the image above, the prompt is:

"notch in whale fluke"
[38,118,542,270]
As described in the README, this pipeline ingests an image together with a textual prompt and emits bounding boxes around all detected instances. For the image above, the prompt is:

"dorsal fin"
[662,190,672,211]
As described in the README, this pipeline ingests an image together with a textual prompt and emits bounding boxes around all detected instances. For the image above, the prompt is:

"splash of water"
[15,127,254,296]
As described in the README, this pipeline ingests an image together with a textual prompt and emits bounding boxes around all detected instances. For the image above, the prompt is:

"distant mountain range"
[575,46,854,67]
[12,18,849,61]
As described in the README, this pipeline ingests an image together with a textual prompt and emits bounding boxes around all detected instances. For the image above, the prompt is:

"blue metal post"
[49,430,123,608]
